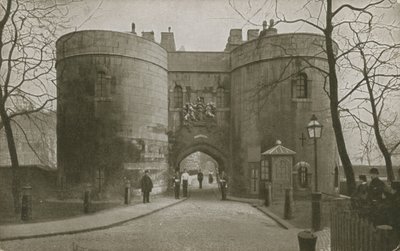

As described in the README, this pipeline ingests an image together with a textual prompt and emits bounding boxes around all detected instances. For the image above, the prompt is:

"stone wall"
[230,32,337,195]
[56,31,169,195]
[55,27,340,198]
[0,166,57,206]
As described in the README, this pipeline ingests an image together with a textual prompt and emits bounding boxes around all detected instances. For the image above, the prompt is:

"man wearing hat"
[367,168,388,202]
[141,170,153,203]
[367,167,392,225]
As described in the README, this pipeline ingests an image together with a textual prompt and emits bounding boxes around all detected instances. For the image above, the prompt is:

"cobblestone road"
[1,186,300,251]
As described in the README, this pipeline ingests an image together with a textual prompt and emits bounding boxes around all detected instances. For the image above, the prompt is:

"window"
[298,165,308,188]
[174,85,183,108]
[260,159,270,181]
[295,161,310,188]
[217,87,225,108]
[249,162,260,193]
[95,72,111,98]
[292,73,308,99]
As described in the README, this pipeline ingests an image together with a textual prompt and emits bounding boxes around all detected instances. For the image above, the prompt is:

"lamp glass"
[307,115,323,139]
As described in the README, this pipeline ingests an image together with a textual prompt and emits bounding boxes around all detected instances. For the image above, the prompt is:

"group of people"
[139,169,230,204]
[351,167,400,231]
[172,169,228,200]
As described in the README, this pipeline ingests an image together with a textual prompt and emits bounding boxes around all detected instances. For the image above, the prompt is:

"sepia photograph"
[0,0,400,250]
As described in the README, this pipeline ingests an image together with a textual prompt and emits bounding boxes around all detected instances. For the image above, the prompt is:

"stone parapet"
[168,52,230,72]
[56,30,167,70]
[230,33,337,71]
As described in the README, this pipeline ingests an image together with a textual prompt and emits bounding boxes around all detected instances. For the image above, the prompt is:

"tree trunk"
[325,0,356,194]
[363,68,395,181]
[0,107,21,213]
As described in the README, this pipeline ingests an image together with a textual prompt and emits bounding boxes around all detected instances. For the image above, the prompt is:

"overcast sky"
[65,0,400,51]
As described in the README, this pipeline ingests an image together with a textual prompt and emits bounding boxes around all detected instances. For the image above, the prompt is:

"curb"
[0,198,187,241]
[254,205,296,230]
[227,197,295,230]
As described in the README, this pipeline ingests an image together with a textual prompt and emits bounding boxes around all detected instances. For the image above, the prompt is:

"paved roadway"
[1,184,299,251]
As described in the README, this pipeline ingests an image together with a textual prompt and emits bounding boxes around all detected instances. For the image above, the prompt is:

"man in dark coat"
[141,170,153,203]
[367,167,391,225]
[173,170,180,199]
[197,169,204,189]
[367,168,389,202]
[219,171,228,200]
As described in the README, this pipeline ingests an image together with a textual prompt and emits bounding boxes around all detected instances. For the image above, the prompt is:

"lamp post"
[306,114,323,232]
[306,114,323,192]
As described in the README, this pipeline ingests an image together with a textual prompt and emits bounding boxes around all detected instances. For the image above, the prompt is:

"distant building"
[0,111,56,169]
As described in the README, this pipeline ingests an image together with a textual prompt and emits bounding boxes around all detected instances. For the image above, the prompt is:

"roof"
[262,140,296,156]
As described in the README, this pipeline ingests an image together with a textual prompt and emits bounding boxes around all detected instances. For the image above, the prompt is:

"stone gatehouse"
[56,22,338,198]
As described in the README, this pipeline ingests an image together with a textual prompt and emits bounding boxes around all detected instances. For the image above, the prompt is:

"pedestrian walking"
[173,170,180,199]
[197,169,204,189]
[208,171,213,184]
[141,170,153,203]
[219,171,228,200]
[181,169,189,197]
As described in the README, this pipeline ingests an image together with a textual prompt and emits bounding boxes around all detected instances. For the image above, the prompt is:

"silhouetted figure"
[181,169,189,197]
[208,172,213,184]
[367,168,391,225]
[141,170,153,203]
[219,171,228,200]
[173,171,180,199]
[197,170,204,189]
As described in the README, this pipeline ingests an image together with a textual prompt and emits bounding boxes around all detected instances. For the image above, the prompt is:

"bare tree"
[230,0,400,193]
[0,0,69,212]
[340,23,400,181]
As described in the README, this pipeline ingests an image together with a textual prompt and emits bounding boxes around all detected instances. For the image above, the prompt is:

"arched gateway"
[56,23,338,199]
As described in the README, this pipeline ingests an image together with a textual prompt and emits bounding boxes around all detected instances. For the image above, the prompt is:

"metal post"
[83,184,91,214]
[311,192,322,231]
[124,179,131,205]
[284,188,293,219]
[298,230,317,251]
[314,137,318,192]
[264,182,272,207]
[21,185,32,221]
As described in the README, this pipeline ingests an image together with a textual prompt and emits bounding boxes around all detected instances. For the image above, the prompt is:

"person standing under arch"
[173,170,181,199]
[197,169,204,189]
[181,169,189,197]
[219,171,228,200]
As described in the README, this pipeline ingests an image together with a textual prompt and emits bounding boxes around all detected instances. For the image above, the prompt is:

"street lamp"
[306,114,323,232]
[306,114,323,192]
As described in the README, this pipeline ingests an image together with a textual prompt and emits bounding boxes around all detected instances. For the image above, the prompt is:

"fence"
[331,207,399,251]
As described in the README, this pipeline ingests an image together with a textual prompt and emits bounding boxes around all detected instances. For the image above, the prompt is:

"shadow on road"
[184,183,223,201]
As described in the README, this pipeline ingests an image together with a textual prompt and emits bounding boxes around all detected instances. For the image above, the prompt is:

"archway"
[175,143,228,173]
[179,151,219,188]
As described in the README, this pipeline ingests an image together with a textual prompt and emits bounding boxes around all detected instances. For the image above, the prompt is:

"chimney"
[259,19,278,37]
[224,29,243,51]
[247,29,259,41]
[160,27,176,52]
[131,22,137,35]
[142,31,155,42]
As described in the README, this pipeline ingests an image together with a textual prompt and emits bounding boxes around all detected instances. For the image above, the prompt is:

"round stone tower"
[230,31,337,196]
[56,30,168,195]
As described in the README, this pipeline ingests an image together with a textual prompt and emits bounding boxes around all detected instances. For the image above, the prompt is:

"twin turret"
[130,22,176,52]
[130,20,277,53]
[224,19,278,51]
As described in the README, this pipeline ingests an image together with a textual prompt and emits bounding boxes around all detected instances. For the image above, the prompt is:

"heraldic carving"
[183,97,216,126]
